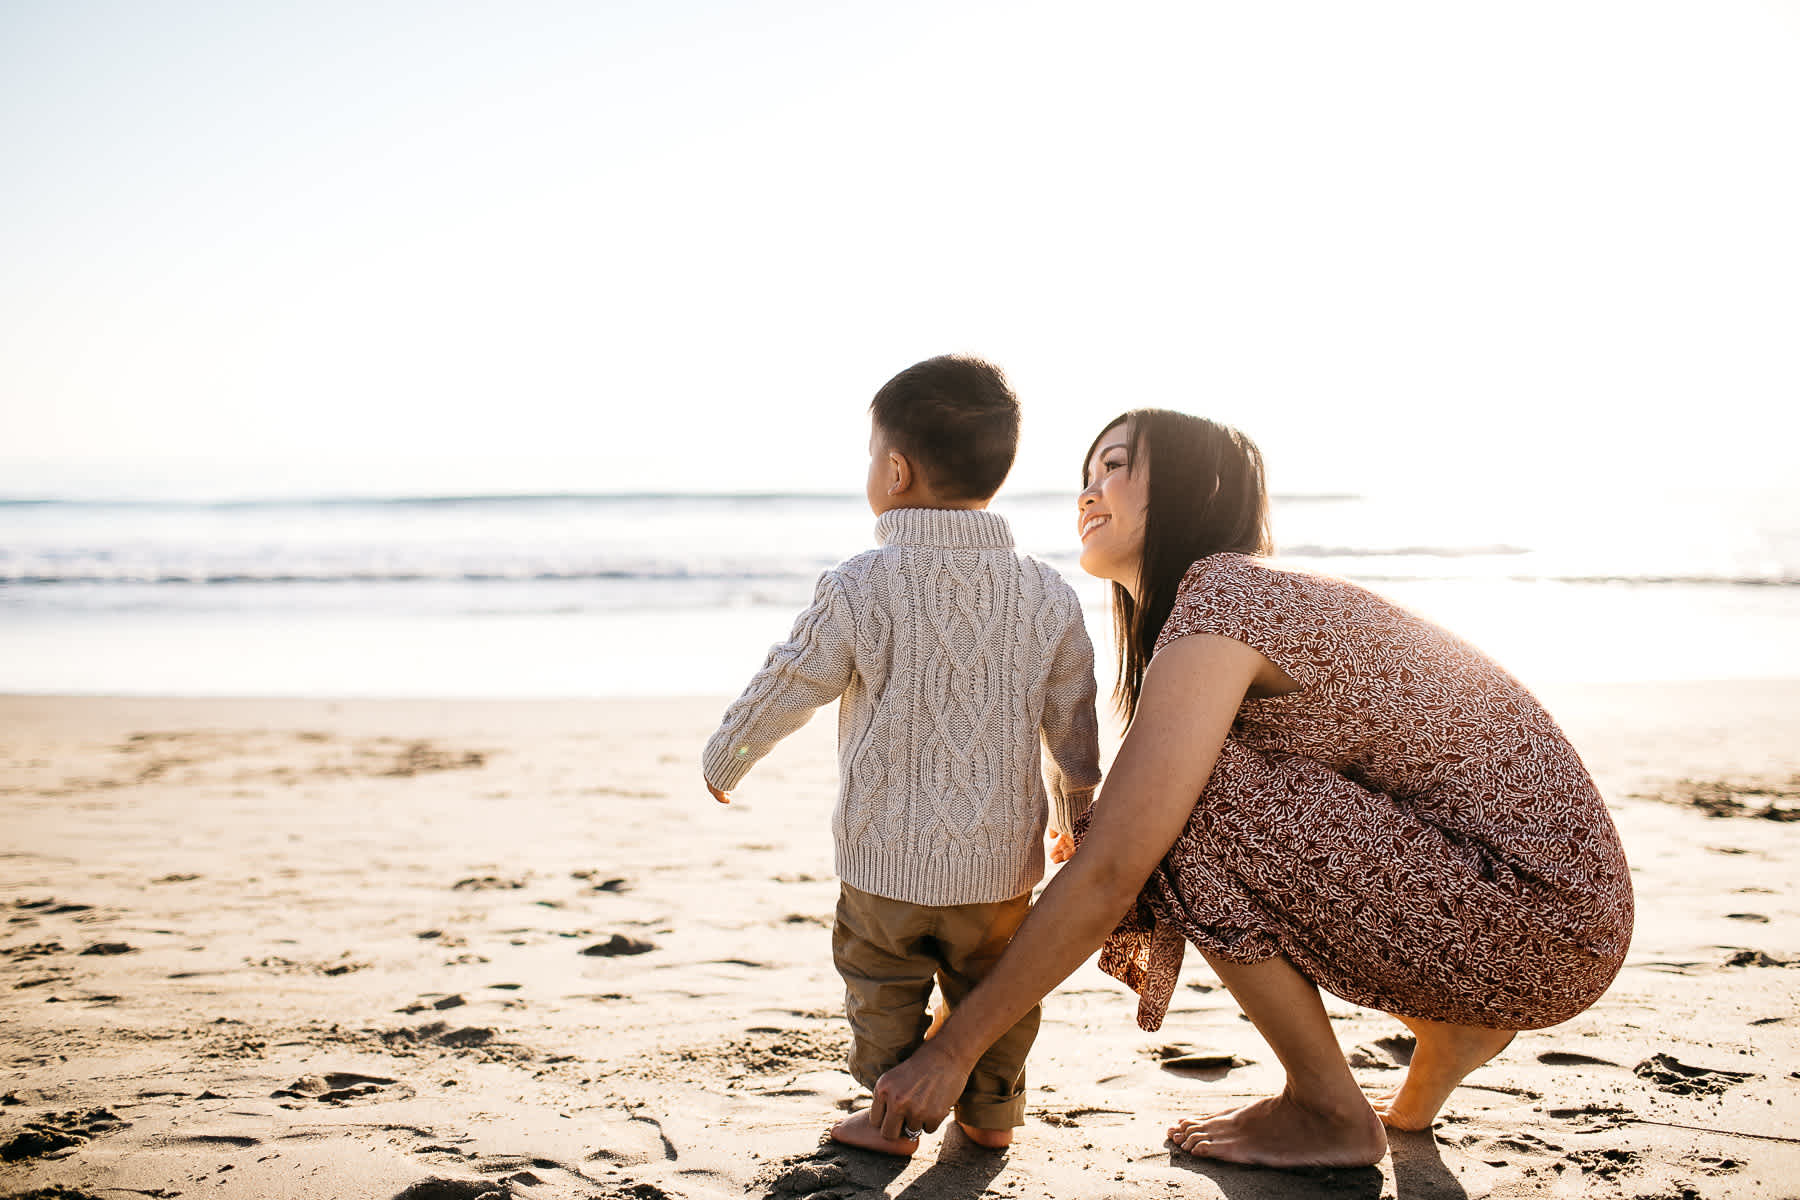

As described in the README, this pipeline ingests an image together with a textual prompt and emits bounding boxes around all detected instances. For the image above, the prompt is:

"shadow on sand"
[1386,1129,1473,1200]
[892,1127,1010,1200]
[756,1126,1007,1200]
[1162,1129,1470,1200]
[1165,1153,1385,1200]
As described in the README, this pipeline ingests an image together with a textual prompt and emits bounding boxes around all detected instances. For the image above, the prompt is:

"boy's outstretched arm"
[1039,586,1103,839]
[701,570,858,799]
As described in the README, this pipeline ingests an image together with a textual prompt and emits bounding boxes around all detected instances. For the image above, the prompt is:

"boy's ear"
[886,450,913,497]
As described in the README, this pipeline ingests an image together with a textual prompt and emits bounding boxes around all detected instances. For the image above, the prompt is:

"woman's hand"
[1048,829,1076,864]
[867,1039,969,1139]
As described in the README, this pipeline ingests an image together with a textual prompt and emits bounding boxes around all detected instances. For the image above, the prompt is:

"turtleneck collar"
[874,507,1014,549]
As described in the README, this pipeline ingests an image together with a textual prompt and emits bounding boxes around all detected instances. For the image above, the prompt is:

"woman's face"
[1078,421,1148,589]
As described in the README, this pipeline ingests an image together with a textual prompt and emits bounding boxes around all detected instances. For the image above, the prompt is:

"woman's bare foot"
[1167,1087,1387,1168]
[1369,1015,1516,1131]
[829,1108,919,1156]
[956,1121,1012,1149]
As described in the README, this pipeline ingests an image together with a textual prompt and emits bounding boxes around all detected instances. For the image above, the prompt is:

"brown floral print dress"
[1093,554,1633,1032]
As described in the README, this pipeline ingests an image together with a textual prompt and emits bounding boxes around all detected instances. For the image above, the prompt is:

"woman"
[868,409,1633,1168]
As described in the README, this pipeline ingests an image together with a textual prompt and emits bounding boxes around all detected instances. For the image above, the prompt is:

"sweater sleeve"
[702,570,858,792]
[1038,585,1102,834]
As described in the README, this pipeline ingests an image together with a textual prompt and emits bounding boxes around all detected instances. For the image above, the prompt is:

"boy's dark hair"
[1083,408,1273,724]
[870,355,1020,501]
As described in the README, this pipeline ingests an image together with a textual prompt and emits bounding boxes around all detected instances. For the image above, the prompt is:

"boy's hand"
[706,781,731,805]
[1048,829,1075,864]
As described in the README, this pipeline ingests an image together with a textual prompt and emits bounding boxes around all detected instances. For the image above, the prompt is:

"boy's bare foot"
[956,1121,1012,1149]
[1368,1015,1516,1131]
[830,1108,920,1156]
[1167,1088,1387,1168]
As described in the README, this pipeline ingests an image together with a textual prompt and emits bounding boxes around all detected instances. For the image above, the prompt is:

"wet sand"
[2,683,1797,1199]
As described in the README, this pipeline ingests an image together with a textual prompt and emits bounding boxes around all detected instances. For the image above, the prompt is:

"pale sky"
[3,1,1796,499]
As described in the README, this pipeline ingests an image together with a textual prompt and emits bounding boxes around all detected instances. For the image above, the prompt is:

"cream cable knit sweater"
[702,507,1102,906]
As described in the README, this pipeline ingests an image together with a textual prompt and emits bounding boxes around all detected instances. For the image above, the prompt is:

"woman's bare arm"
[867,632,1267,1138]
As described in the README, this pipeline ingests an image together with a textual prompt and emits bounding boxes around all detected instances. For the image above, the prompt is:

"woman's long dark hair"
[1083,409,1273,724]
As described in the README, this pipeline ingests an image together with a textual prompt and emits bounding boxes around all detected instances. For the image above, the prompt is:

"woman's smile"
[1076,420,1148,589]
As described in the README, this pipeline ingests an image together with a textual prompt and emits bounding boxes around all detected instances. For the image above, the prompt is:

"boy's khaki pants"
[832,882,1040,1130]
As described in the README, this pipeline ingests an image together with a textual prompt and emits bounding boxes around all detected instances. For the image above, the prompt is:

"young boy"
[702,354,1102,1155]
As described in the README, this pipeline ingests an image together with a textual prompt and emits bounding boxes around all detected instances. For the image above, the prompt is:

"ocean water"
[1,486,1795,698]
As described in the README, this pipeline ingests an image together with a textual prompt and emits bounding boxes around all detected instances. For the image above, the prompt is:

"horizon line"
[0,488,1367,509]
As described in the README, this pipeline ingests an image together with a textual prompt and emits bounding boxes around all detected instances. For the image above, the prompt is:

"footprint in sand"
[394,1167,676,1200]
[571,869,632,893]
[164,1133,262,1149]
[581,934,656,957]
[1537,1050,1619,1067]
[77,941,135,956]
[0,1108,128,1162]
[579,1112,679,1169]
[397,993,468,1014]
[453,875,528,891]
[1483,1131,1563,1155]
[1545,1102,1633,1132]
[2,943,66,961]
[1153,1044,1252,1078]
[272,1073,416,1104]
[1345,1047,1398,1070]
[13,899,93,916]
[1632,1053,1757,1096]
[379,1022,493,1049]
[1684,1152,1745,1177]
[1723,948,1793,968]
[1567,1146,1641,1181]
[1345,1035,1414,1070]
[392,1178,513,1200]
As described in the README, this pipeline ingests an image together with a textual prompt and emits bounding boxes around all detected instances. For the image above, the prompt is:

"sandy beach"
[3,683,1798,1199]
